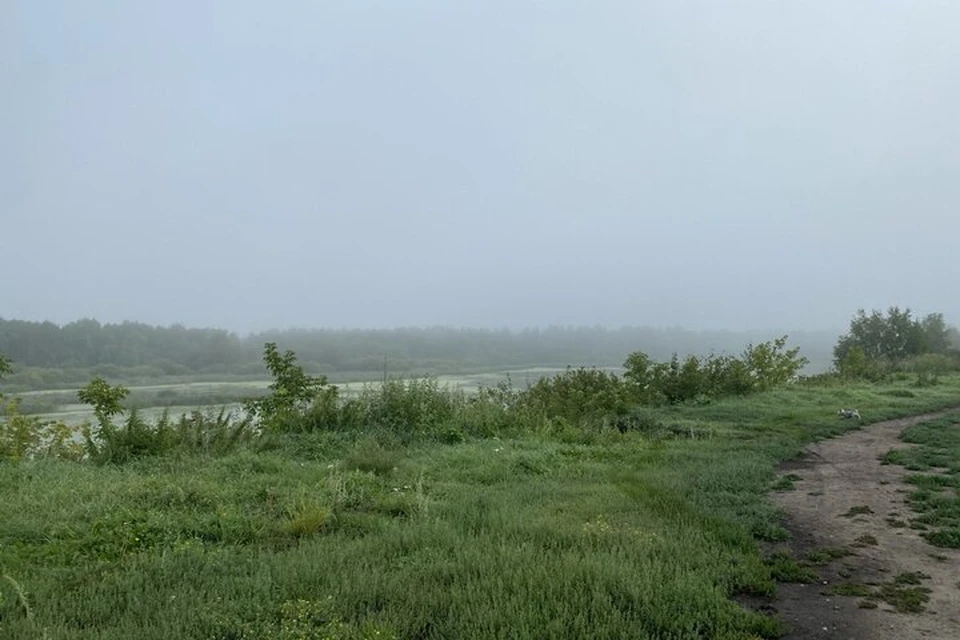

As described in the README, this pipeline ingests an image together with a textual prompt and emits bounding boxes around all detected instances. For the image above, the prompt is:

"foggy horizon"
[5,2,959,334]
[0,314,851,338]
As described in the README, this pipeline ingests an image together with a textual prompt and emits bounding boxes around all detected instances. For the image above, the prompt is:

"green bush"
[242,343,339,432]
[518,366,630,426]
[341,377,462,437]
[0,398,82,462]
[623,336,806,405]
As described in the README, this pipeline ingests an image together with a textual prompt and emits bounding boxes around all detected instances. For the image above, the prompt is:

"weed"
[877,583,932,613]
[285,503,335,538]
[765,553,818,583]
[771,473,802,491]
[825,583,872,597]
[894,571,931,585]
[343,438,401,476]
[2,573,42,635]
[805,547,852,565]
[852,534,878,547]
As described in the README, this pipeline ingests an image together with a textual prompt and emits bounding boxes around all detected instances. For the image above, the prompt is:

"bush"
[242,343,339,432]
[623,336,807,405]
[0,397,83,462]
[518,367,630,425]
[82,408,170,464]
[339,377,462,438]
[82,407,255,464]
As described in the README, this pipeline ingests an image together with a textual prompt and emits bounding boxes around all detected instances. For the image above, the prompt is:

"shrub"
[77,376,129,427]
[741,336,809,391]
[623,336,806,405]
[243,343,339,432]
[346,377,461,437]
[0,397,83,462]
[82,408,168,464]
[518,366,630,426]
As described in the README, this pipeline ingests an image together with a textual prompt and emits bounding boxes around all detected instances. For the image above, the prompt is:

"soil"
[768,409,960,640]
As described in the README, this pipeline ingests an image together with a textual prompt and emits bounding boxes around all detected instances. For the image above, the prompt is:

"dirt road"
[771,410,960,640]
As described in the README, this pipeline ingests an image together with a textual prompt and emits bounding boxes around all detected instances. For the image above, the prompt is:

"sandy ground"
[770,410,960,640]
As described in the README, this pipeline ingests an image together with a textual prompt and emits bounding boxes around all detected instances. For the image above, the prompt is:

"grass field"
[883,412,960,548]
[2,376,960,638]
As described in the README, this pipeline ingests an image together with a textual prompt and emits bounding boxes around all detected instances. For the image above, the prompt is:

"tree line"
[833,308,960,381]
[0,317,838,379]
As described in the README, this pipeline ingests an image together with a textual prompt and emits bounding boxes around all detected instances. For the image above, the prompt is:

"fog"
[4,1,958,333]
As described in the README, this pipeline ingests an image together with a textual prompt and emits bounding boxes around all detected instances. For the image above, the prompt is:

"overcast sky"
[3,1,958,332]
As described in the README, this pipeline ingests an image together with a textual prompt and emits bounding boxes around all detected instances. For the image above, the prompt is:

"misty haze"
[4,1,958,333]
[4,3,960,639]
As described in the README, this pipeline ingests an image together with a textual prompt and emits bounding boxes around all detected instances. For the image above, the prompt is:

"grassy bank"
[2,377,960,639]
[883,412,960,548]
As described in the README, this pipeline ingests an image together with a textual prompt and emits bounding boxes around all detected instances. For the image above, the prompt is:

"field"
[3,372,960,639]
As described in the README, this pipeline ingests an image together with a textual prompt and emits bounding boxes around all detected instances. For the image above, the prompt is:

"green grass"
[883,413,960,547]
[824,573,933,612]
[804,547,853,565]
[825,583,872,597]
[1,376,960,638]
[771,473,802,491]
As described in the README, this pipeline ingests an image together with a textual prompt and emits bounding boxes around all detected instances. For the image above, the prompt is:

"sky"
[3,1,958,333]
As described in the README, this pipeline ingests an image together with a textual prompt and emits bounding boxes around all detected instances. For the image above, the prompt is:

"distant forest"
[0,318,839,386]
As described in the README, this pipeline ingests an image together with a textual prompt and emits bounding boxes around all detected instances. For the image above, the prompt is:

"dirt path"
[771,409,960,640]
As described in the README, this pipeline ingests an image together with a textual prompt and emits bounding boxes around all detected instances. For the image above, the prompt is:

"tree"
[77,377,130,428]
[243,343,337,431]
[948,326,960,351]
[0,352,11,382]
[919,313,950,354]
[834,307,931,367]
[742,336,809,391]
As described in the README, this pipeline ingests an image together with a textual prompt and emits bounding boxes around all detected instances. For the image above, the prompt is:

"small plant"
[852,534,878,547]
[825,583,872,597]
[765,553,818,583]
[805,547,852,565]
[2,573,46,638]
[893,571,931,585]
[877,583,931,613]
[343,438,401,476]
[285,503,334,538]
[772,473,802,491]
